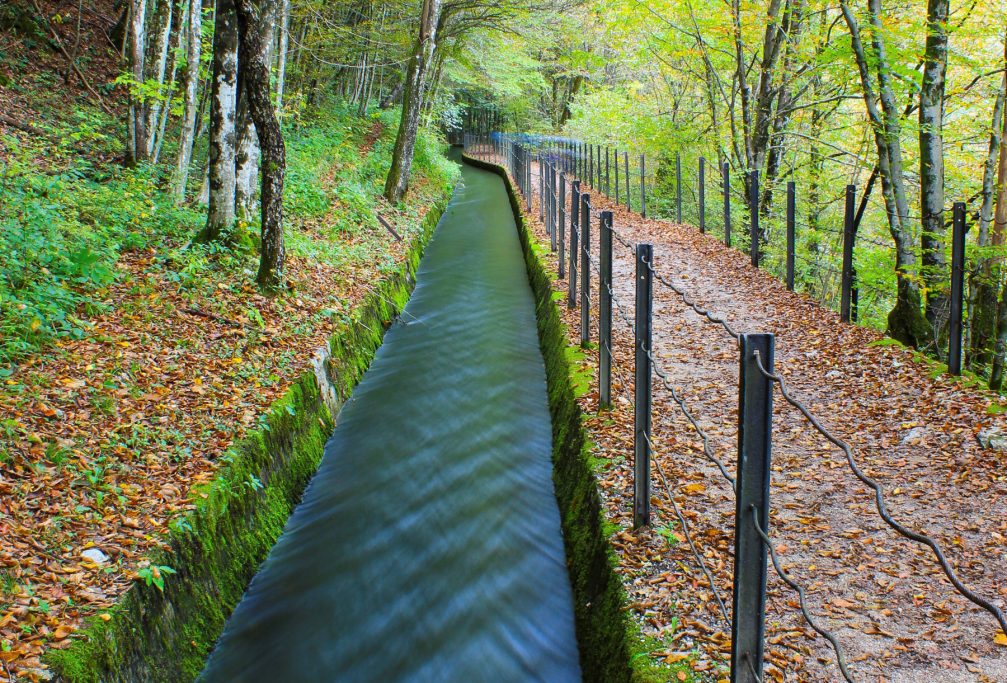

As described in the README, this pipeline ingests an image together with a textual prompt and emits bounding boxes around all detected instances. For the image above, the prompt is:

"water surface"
[199,157,581,682]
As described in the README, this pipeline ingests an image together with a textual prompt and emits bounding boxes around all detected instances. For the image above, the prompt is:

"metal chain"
[644,430,733,629]
[750,506,857,682]
[641,253,742,340]
[751,350,1007,635]
[644,344,737,491]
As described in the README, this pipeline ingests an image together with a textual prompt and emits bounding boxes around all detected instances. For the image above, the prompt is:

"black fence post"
[597,145,603,191]
[699,156,706,233]
[724,162,731,247]
[569,181,581,308]
[731,333,775,683]
[749,170,759,267]
[634,243,654,529]
[606,147,611,197]
[640,155,647,218]
[840,184,856,323]
[539,152,545,222]
[786,181,796,291]
[676,151,683,223]
[581,193,592,347]
[615,149,620,204]
[949,201,966,375]
[599,211,613,409]
[559,174,567,278]
[625,152,631,212]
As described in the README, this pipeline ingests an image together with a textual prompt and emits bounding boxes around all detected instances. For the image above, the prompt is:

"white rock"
[81,548,109,565]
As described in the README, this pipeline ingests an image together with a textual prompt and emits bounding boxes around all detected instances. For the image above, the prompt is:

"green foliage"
[0,140,203,365]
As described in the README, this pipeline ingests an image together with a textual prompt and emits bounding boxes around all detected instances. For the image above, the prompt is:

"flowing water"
[199,156,582,682]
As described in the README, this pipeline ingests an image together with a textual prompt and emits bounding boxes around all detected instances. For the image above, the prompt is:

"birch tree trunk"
[171,0,203,204]
[200,0,241,244]
[275,0,290,109]
[235,5,277,222]
[841,0,931,347]
[384,0,441,203]
[144,0,175,159]
[918,0,949,347]
[234,0,286,292]
[127,0,149,166]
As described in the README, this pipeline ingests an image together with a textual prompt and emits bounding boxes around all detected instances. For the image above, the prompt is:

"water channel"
[198,154,582,682]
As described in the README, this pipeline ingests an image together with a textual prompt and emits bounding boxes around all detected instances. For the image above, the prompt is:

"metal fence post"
[539,152,546,222]
[597,145,603,191]
[599,211,613,409]
[676,152,683,223]
[550,163,558,251]
[625,152,631,212]
[615,149,620,204]
[724,162,731,247]
[731,333,775,683]
[600,146,608,196]
[949,201,966,375]
[640,155,647,218]
[569,181,581,308]
[786,181,796,291]
[841,184,856,323]
[699,156,706,234]
[634,243,654,529]
[580,193,592,347]
[589,145,594,187]
[749,170,759,267]
[559,174,567,278]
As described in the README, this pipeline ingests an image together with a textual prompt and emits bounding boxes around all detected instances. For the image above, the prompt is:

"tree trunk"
[842,0,931,347]
[126,0,149,166]
[144,0,175,159]
[235,0,286,292]
[171,0,202,204]
[918,0,949,347]
[274,0,290,109]
[235,4,277,222]
[969,69,1006,370]
[200,0,241,244]
[383,0,441,203]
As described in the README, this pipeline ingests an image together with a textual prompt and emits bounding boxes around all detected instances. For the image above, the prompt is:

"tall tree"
[841,0,931,347]
[235,0,287,290]
[918,0,949,345]
[200,0,241,244]
[171,0,203,203]
[384,0,442,202]
[126,0,149,166]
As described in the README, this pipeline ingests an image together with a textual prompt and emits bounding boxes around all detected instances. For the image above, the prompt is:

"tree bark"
[171,0,202,204]
[918,0,949,347]
[274,0,290,109]
[969,70,1006,370]
[235,0,286,292]
[144,0,175,159]
[126,0,149,166]
[383,0,441,203]
[841,0,931,347]
[200,0,241,244]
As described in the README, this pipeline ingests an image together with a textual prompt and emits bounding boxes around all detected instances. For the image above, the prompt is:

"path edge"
[45,191,454,683]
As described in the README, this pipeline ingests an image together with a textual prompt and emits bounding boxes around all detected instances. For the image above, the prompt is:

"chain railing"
[462,133,1006,683]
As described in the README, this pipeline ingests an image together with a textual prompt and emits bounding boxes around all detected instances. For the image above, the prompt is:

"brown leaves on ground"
[514,155,1007,682]
[0,188,442,682]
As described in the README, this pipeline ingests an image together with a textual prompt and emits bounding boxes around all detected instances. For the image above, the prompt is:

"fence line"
[462,133,1006,681]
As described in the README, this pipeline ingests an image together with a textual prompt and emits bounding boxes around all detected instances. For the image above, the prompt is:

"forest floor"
[481,149,1007,682]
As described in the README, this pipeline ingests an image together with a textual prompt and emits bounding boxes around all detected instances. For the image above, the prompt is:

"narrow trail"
[199,157,581,682]
[509,153,1007,682]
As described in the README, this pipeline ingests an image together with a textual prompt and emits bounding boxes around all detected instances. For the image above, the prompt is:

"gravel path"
[509,152,1007,682]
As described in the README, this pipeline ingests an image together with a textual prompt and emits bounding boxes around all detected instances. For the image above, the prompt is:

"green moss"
[46,195,450,683]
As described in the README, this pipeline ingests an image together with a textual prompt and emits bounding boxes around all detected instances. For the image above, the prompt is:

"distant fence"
[463,132,971,375]
[462,132,1007,683]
